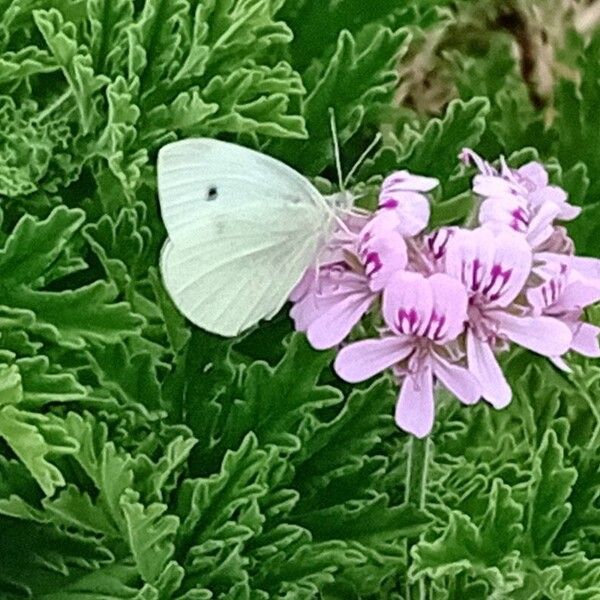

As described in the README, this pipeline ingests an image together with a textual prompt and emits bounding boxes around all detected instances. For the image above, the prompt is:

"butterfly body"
[158,138,349,336]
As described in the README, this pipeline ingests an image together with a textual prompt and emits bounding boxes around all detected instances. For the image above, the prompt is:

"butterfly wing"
[157,138,331,336]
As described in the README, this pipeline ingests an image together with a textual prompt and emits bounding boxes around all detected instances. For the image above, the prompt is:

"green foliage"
[0,0,599,598]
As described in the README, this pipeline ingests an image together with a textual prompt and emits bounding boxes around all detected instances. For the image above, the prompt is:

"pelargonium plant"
[291,150,600,437]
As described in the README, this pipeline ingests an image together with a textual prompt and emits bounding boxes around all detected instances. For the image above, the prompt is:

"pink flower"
[464,150,581,249]
[335,272,480,438]
[444,227,573,408]
[377,170,438,236]
[290,215,408,349]
[528,253,600,366]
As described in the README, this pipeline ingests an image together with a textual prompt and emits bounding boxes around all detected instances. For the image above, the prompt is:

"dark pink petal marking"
[482,264,512,302]
[363,251,383,277]
[379,198,399,209]
[396,308,419,335]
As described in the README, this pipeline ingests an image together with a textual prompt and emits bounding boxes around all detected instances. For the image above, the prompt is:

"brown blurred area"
[397,0,600,117]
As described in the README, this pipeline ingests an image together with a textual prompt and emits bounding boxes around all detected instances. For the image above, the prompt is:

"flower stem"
[404,435,430,600]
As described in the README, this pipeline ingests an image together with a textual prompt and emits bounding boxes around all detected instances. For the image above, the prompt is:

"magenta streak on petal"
[363,251,382,277]
[541,286,549,308]
[422,310,447,341]
[427,229,452,260]
[432,314,447,341]
[379,198,399,209]
[482,264,512,302]
[471,258,483,291]
[396,308,419,335]
[549,278,557,303]
[510,207,529,232]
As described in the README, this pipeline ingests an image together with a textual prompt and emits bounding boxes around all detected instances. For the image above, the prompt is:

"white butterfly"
[157,137,356,337]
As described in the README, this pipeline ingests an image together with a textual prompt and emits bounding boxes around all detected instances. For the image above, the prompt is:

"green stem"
[405,435,430,600]
[35,90,72,122]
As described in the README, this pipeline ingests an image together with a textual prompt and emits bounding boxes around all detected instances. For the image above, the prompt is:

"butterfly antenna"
[329,107,345,191]
[343,132,382,189]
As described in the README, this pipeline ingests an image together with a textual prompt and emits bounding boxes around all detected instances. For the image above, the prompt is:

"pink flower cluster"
[291,150,600,438]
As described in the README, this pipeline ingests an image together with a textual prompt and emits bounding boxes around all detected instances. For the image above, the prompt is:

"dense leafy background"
[1,0,600,598]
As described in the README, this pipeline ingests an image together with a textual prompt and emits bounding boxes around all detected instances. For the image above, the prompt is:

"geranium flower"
[334,271,480,438]
[290,215,408,349]
[377,170,438,236]
[528,252,600,368]
[467,153,581,249]
[444,227,572,408]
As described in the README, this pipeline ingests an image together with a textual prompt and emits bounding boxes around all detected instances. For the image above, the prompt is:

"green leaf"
[411,479,524,592]
[274,26,409,174]
[34,8,108,133]
[527,429,577,555]
[396,97,490,178]
[0,206,84,286]
[0,408,78,495]
[121,491,181,585]
[86,0,133,75]
[0,46,58,83]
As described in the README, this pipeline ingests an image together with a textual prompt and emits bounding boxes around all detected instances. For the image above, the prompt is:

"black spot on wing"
[207,186,218,201]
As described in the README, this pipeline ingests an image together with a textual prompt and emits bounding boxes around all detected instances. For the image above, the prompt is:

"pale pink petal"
[446,227,531,308]
[379,191,430,236]
[571,256,600,281]
[307,291,374,350]
[571,322,600,357]
[526,201,560,248]
[381,170,439,193]
[528,186,567,208]
[517,162,548,189]
[334,336,414,383]
[467,330,512,408]
[559,280,600,311]
[550,355,572,373]
[426,227,456,260]
[289,268,315,303]
[427,273,469,342]
[358,217,408,292]
[557,203,582,220]
[382,271,434,336]
[493,312,572,357]
[395,367,435,438]
[290,266,365,331]
[460,148,497,175]
[445,228,495,295]
[485,229,532,307]
[479,196,528,233]
[432,354,481,405]
[473,174,525,198]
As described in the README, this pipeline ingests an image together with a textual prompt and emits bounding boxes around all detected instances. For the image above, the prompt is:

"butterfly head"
[326,190,355,212]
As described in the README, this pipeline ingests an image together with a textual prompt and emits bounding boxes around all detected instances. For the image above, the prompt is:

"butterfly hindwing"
[157,138,333,335]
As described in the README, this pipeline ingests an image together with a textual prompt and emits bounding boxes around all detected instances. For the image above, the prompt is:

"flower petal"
[358,215,408,291]
[467,330,512,408]
[395,367,435,438]
[571,256,600,280]
[526,200,560,248]
[473,174,525,198]
[379,192,430,236]
[334,336,414,383]
[307,290,374,349]
[382,271,434,336]
[559,280,600,311]
[381,170,439,193]
[428,273,469,342]
[493,312,572,357]
[445,227,531,307]
[432,354,481,405]
[517,161,548,189]
[479,196,529,234]
[571,322,600,357]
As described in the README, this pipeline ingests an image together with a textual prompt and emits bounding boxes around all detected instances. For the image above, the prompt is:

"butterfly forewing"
[157,138,332,336]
